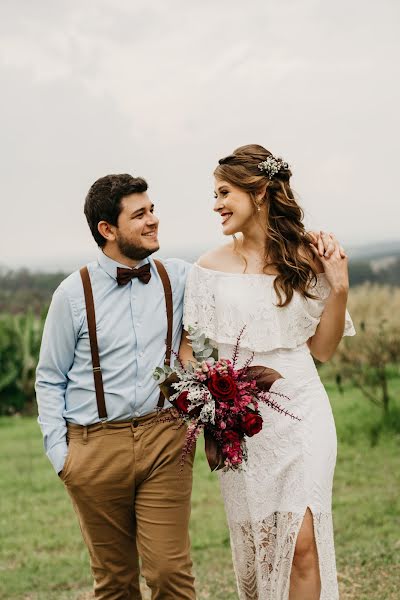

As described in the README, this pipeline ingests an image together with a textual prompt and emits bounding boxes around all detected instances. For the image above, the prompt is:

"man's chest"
[76,285,168,354]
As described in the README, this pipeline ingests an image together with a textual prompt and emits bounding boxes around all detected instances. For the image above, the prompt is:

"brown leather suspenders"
[79,259,173,421]
[153,260,173,409]
[80,266,108,419]
[154,260,173,370]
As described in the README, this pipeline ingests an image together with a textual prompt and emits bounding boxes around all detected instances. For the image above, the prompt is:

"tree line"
[0,267,399,426]
[1,259,399,314]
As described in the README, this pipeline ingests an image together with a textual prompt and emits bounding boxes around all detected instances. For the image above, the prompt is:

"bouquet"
[154,326,300,471]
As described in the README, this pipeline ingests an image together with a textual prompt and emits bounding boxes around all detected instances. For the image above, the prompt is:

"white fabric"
[184,264,355,353]
[184,264,356,600]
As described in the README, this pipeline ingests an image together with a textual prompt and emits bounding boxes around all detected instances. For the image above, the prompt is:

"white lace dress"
[183,264,356,600]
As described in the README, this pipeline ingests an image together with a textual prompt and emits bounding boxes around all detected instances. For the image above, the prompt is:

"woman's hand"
[309,232,349,294]
[308,230,346,260]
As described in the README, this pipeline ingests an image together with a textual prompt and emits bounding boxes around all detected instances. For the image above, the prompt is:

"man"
[36,174,195,599]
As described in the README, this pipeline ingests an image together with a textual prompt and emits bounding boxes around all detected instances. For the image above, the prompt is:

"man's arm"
[35,286,78,474]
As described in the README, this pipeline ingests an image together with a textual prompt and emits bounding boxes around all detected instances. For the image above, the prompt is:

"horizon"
[2,237,400,274]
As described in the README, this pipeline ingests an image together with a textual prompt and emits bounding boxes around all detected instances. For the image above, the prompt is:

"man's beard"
[116,233,159,261]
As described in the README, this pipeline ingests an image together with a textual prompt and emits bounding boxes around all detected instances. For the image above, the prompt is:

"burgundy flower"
[241,411,263,437]
[224,430,241,443]
[208,373,237,399]
[174,391,190,413]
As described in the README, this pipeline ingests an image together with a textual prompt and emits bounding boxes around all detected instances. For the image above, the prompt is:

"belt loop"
[101,418,107,429]
[82,426,88,445]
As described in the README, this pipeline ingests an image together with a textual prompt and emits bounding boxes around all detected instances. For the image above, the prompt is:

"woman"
[182,145,355,600]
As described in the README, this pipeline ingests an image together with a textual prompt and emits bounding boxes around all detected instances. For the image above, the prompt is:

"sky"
[1,0,399,270]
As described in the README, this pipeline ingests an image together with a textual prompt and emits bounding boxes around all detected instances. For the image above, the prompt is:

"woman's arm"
[307,236,350,362]
[179,329,196,367]
[307,287,349,362]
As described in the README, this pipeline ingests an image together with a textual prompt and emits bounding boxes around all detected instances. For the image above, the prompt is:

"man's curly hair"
[84,174,148,247]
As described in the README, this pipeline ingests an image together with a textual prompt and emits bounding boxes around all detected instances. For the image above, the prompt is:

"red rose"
[224,430,241,443]
[174,391,190,413]
[241,411,263,437]
[208,373,237,399]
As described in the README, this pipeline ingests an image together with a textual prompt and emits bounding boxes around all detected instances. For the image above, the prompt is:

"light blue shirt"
[35,251,191,474]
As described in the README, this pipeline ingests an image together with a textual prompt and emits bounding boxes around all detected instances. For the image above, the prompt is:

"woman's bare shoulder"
[197,243,236,271]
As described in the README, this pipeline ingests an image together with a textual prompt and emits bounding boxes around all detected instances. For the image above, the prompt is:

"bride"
[181,145,355,599]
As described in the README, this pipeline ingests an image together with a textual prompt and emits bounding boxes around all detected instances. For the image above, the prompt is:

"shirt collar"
[97,249,150,281]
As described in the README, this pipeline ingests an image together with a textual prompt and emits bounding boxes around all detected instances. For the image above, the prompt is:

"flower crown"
[257,156,289,179]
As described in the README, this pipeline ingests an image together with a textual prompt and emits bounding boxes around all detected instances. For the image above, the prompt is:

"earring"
[257,205,261,212]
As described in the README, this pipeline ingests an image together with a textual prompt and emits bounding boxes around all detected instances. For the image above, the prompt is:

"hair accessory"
[257,156,289,179]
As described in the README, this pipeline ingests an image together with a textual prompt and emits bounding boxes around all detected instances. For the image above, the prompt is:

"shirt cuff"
[47,441,68,475]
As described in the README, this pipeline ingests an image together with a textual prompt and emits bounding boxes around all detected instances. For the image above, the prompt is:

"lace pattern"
[228,511,339,600]
[314,513,340,600]
[183,264,355,353]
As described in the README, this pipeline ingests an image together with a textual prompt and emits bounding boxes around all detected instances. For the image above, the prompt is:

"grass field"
[1,378,399,600]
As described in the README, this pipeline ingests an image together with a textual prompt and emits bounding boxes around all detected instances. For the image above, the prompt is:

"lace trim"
[228,511,338,600]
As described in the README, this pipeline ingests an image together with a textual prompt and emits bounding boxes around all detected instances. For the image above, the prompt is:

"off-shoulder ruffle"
[183,264,355,353]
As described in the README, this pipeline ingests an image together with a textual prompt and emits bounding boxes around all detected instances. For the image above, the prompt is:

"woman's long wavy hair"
[214,144,318,307]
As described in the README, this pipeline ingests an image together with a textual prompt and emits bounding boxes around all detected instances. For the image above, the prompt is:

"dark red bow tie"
[116,264,151,286]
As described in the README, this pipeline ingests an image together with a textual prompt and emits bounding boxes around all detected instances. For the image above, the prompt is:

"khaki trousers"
[61,410,196,600]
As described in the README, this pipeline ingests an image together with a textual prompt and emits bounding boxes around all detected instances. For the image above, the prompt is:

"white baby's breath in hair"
[257,156,289,179]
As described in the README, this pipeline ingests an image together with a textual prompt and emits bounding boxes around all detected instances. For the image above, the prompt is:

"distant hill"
[345,240,400,286]
[347,240,400,262]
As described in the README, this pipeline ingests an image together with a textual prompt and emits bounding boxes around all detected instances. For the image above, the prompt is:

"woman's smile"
[221,211,233,225]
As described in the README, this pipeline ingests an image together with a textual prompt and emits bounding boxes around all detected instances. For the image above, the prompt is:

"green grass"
[1,380,399,600]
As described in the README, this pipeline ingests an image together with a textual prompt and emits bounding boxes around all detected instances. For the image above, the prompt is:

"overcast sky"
[1,0,399,270]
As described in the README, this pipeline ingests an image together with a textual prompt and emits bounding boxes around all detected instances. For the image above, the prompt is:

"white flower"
[257,156,289,179]
[199,400,216,425]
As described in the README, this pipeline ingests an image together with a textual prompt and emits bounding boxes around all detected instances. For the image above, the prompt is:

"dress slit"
[226,507,340,600]
[286,506,322,600]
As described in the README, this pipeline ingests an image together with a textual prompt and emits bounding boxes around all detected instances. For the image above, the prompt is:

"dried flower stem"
[259,391,301,421]
[232,325,247,368]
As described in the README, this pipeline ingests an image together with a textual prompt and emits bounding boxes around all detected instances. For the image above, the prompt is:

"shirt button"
[134,411,140,417]
[138,383,142,388]
[139,351,144,357]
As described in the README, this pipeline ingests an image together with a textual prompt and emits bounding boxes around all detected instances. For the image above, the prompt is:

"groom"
[35,174,195,599]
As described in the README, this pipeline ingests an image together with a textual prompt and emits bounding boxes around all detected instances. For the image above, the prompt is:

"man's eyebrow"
[130,204,154,217]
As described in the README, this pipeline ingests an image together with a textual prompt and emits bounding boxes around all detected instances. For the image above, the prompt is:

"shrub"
[332,284,400,416]
[0,311,46,414]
